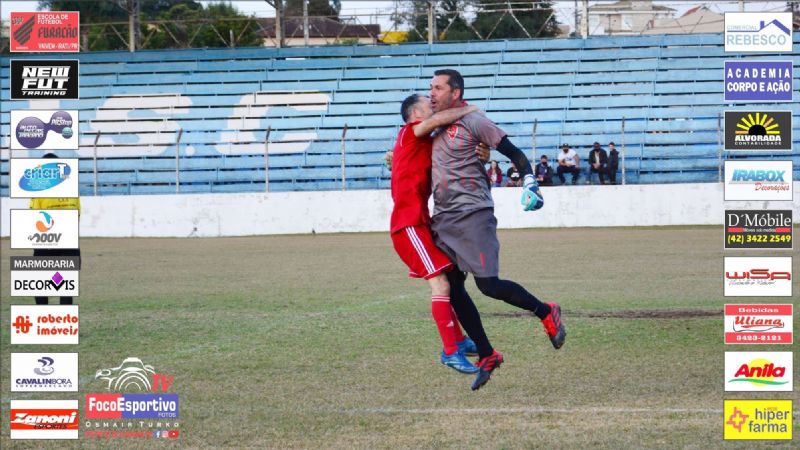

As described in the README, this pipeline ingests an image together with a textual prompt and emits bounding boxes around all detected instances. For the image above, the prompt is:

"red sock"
[432,295,458,355]
[449,306,465,342]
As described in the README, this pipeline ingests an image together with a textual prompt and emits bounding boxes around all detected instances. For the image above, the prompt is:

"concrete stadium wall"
[1,183,798,238]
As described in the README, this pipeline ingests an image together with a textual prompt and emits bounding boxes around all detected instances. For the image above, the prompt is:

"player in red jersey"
[390,94,486,374]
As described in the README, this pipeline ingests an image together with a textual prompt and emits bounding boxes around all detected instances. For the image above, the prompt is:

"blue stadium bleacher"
[1,32,799,196]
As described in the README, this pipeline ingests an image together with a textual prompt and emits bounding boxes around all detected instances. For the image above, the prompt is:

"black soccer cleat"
[471,350,504,391]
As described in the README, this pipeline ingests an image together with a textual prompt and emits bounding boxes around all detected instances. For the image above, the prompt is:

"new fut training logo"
[10,59,79,100]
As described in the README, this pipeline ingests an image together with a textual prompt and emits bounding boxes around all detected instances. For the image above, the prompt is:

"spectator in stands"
[30,153,80,305]
[587,142,608,185]
[608,141,619,184]
[487,160,503,187]
[556,144,580,185]
[506,162,522,187]
[534,155,553,186]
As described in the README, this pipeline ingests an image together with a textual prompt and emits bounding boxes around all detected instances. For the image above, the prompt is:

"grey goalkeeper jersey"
[431,111,506,216]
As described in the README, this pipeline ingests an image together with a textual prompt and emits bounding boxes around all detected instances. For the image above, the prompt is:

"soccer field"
[1,226,798,449]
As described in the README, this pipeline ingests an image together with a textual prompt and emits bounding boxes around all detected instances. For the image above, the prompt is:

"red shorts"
[391,225,453,280]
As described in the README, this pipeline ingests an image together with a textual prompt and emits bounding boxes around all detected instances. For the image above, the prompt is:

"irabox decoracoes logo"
[724,304,793,344]
[9,400,79,440]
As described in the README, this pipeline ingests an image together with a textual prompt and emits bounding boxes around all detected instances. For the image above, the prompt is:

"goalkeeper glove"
[520,174,544,211]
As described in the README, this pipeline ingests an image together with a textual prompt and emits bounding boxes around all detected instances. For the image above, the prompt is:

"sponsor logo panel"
[724,210,792,250]
[9,159,79,198]
[10,353,79,392]
[724,352,792,392]
[724,13,793,52]
[10,305,79,345]
[10,59,79,100]
[9,400,79,440]
[10,209,79,249]
[724,257,792,297]
[724,304,793,344]
[723,160,792,201]
[11,270,79,297]
[724,111,791,151]
[10,11,80,53]
[10,110,78,150]
[724,60,793,102]
[724,400,792,440]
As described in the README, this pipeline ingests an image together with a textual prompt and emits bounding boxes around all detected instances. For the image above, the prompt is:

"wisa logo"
[725,13,793,52]
[724,400,793,440]
[725,352,792,392]
[10,305,79,345]
[9,400,79,439]
[10,59,79,99]
[725,304,793,344]
[725,269,791,281]
[724,257,792,297]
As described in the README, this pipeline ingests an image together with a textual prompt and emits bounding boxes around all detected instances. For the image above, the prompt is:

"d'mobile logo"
[724,210,793,250]
[724,352,792,392]
[724,400,792,440]
[724,304,793,344]
[9,400,79,440]
[725,13,793,52]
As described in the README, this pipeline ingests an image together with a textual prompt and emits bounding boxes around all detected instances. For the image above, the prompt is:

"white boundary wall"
[1,183,798,237]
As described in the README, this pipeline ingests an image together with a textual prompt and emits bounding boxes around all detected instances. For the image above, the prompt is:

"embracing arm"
[495,136,532,178]
[413,105,478,137]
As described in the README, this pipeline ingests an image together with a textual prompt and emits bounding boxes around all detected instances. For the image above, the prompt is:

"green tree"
[404,0,477,42]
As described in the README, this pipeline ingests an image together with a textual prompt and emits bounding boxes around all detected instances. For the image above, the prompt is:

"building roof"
[590,0,675,12]
[257,17,380,39]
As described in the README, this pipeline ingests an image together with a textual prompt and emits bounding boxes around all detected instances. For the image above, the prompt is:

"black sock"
[447,271,493,359]
[475,276,551,320]
[35,297,48,305]
[60,297,73,305]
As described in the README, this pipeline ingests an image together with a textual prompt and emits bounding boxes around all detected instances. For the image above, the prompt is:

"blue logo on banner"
[725,61,793,101]
[120,393,179,419]
[19,162,72,192]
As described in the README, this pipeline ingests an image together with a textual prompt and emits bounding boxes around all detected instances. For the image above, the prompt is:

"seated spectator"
[534,155,553,186]
[487,160,503,188]
[587,141,608,185]
[607,141,619,184]
[506,162,522,187]
[556,144,580,185]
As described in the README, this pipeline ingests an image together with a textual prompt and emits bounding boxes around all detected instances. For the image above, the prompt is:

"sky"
[1,1,792,33]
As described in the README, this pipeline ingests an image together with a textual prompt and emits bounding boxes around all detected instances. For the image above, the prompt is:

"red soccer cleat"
[471,350,504,391]
[541,302,566,349]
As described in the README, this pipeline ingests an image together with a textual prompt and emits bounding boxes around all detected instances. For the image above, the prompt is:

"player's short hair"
[400,94,421,123]
[434,69,464,99]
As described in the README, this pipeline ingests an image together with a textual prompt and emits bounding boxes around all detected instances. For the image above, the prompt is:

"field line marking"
[312,406,722,415]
